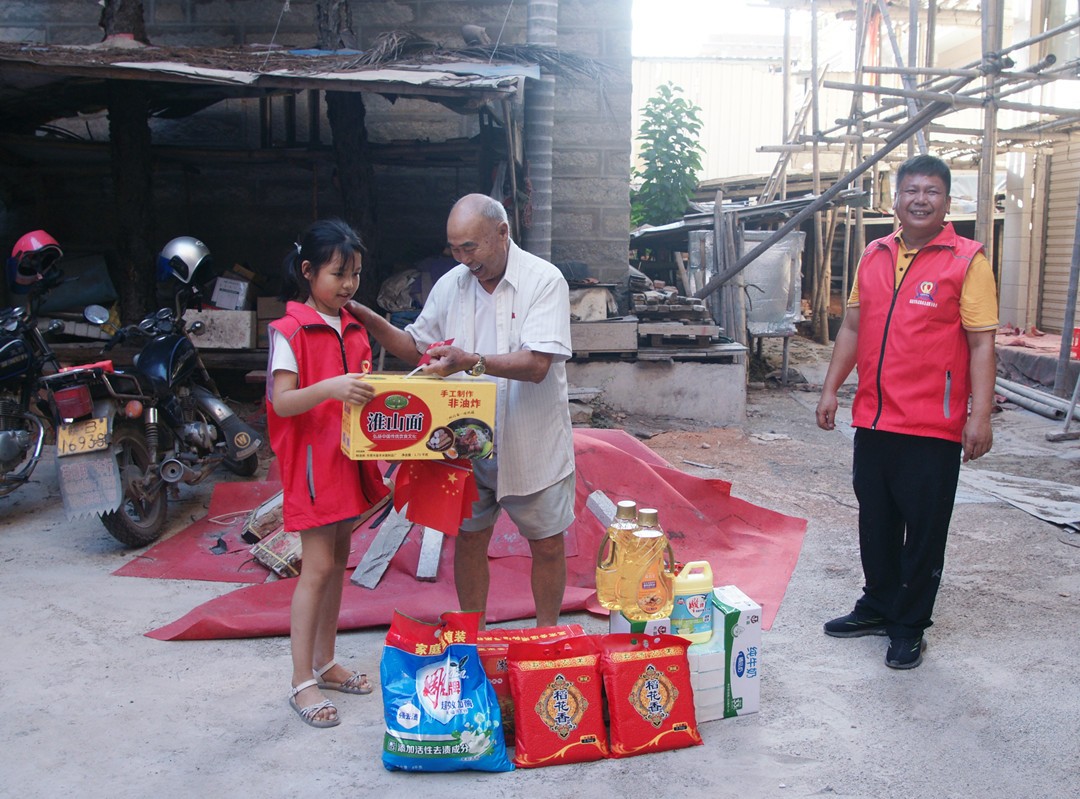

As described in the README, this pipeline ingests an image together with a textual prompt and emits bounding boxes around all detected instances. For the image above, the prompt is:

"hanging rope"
[490,0,515,63]
[260,0,292,73]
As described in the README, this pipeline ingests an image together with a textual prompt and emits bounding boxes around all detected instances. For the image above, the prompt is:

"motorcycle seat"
[61,360,115,373]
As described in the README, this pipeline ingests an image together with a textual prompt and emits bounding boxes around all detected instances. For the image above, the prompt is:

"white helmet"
[157,236,211,284]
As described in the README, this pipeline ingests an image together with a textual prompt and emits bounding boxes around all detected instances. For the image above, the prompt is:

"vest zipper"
[306,444,315,503]
[871,243,937,429]
[943,370,952,418]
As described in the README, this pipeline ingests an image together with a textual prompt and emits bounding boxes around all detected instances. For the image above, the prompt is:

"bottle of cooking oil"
[595,500,639,610]
[615,508,676,621]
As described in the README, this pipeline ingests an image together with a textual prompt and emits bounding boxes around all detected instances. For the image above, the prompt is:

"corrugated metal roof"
[0,40,535,133]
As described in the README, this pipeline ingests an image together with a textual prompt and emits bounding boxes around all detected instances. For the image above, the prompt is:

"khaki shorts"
[459,458,575,540]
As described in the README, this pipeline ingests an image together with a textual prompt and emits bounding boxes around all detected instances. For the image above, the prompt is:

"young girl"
[266,219,390,728]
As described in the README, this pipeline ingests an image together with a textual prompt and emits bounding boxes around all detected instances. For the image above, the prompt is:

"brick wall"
[0,0,632,297]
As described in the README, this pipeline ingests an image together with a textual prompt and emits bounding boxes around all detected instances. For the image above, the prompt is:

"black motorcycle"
[0,302,63,496]
[38,250,262,547]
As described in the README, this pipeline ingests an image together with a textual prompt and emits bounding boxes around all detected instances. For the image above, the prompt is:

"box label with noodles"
[341,374,496,460]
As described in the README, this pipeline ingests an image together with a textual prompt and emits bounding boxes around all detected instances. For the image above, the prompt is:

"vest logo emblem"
[910,280,938,308]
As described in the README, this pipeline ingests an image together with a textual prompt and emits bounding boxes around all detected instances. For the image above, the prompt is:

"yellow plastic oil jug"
[614,508,675,621]
[595,499,638,610]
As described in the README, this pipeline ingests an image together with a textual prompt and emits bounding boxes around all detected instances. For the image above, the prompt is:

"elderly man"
[350,193,575,628]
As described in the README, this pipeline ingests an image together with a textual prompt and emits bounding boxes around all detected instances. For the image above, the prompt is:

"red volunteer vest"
[851,223,984,443]
[266,301,388,530]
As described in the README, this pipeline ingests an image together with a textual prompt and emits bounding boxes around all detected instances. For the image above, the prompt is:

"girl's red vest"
[267,301,388,530]
[851,223,984,443]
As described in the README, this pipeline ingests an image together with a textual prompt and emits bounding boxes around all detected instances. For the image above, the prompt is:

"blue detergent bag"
[380,609,513,773]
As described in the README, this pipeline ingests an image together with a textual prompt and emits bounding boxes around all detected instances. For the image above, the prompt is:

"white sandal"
[289,678,340,728]
[315,660,374,695]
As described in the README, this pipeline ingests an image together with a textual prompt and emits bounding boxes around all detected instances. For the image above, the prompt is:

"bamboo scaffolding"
[741,4,1080,340]
[695,71,980,303]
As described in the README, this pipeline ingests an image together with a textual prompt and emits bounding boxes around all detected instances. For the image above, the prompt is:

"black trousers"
[851,428,962,639]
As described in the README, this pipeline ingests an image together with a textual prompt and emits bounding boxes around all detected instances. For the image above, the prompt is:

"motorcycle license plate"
[56,417,110,457]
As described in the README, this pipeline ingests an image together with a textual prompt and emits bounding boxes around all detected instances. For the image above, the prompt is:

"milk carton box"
[608,611,671,635]
[686,631,727,722]
[712,585,761,717]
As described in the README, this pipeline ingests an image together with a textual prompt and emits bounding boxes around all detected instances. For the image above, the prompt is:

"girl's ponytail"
[279,240,306,302]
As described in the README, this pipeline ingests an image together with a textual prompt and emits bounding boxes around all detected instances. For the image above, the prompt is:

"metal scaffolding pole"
[695,72,980,303]
[976,0,1004,263]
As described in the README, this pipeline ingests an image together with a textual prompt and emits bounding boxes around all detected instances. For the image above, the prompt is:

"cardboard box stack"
[682,584,762,722]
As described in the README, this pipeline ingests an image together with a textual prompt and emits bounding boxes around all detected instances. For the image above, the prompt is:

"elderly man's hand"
[421,345,473,377]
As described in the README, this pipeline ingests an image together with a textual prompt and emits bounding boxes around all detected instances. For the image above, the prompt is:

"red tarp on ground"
[140,428,807,641]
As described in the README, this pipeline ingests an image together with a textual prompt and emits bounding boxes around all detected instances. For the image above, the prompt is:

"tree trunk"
[317,1,379,307]
[99,0,149,44]
[107,80,156,323]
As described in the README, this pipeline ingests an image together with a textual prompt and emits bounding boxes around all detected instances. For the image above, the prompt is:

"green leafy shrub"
[631,82,705,227]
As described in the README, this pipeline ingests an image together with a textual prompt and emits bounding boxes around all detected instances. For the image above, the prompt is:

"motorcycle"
[0,304,63,496]
[38,237,262,547]
[0,231,66,497]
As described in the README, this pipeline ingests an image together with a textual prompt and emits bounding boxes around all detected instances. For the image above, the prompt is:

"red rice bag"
[507,635,609,767]
[477,624,585,742]
[599,633,703,758]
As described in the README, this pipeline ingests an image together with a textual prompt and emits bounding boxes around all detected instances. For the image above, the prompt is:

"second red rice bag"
[599,633,703,758]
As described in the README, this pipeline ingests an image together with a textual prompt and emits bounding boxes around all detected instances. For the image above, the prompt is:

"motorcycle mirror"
[84,304,110,325]
[188,321,205,335]
[47,319,65,334]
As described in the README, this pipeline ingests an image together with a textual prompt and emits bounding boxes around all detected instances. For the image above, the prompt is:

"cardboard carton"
[608,611,671,635]
[211,276,252,311]
[342,374,496,461]
[687,628,727,722]
[712,585,761,718]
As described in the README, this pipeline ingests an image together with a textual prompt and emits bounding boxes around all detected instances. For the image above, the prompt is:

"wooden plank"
[350,505,414,589]
[638,322,720,337]
[415,527,445,582]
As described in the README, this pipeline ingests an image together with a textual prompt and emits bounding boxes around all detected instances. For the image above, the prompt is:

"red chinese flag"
[416,337,454,367]
[392,458,477,535]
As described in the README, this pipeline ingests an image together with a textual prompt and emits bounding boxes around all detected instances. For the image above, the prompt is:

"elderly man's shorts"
[459,458,575,540]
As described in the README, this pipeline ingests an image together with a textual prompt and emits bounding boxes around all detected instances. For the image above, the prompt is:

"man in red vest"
[816,154,998,669]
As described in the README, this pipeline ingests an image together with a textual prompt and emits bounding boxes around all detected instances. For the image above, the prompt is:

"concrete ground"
[3,339,1079,798]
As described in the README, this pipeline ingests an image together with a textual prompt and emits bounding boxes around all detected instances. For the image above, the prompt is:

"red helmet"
[10,229,63,286]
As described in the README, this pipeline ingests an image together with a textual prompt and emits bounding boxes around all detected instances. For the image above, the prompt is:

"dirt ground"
[3,336,1079,798]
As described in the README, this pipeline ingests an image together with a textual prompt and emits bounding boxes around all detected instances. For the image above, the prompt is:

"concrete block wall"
[1,0,632,301]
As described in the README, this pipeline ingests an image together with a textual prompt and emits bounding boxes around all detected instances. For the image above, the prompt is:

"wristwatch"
[467,353,486,377]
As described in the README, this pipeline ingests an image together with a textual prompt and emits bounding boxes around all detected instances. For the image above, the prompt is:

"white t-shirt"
[269,307,342,374]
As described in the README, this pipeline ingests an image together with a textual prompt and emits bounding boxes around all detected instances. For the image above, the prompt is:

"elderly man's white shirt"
[405,241,574,499]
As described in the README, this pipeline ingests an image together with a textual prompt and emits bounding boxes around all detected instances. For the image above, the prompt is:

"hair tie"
[293,241,302,256]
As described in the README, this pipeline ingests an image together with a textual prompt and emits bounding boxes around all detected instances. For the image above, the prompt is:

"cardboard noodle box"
[342,374,496,461]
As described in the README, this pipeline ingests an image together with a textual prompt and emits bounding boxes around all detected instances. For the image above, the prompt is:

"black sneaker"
[885,636,927,669]
[823,611,888,638]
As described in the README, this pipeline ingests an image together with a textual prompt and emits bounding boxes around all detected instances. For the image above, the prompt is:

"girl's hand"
[326,373,375,405]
